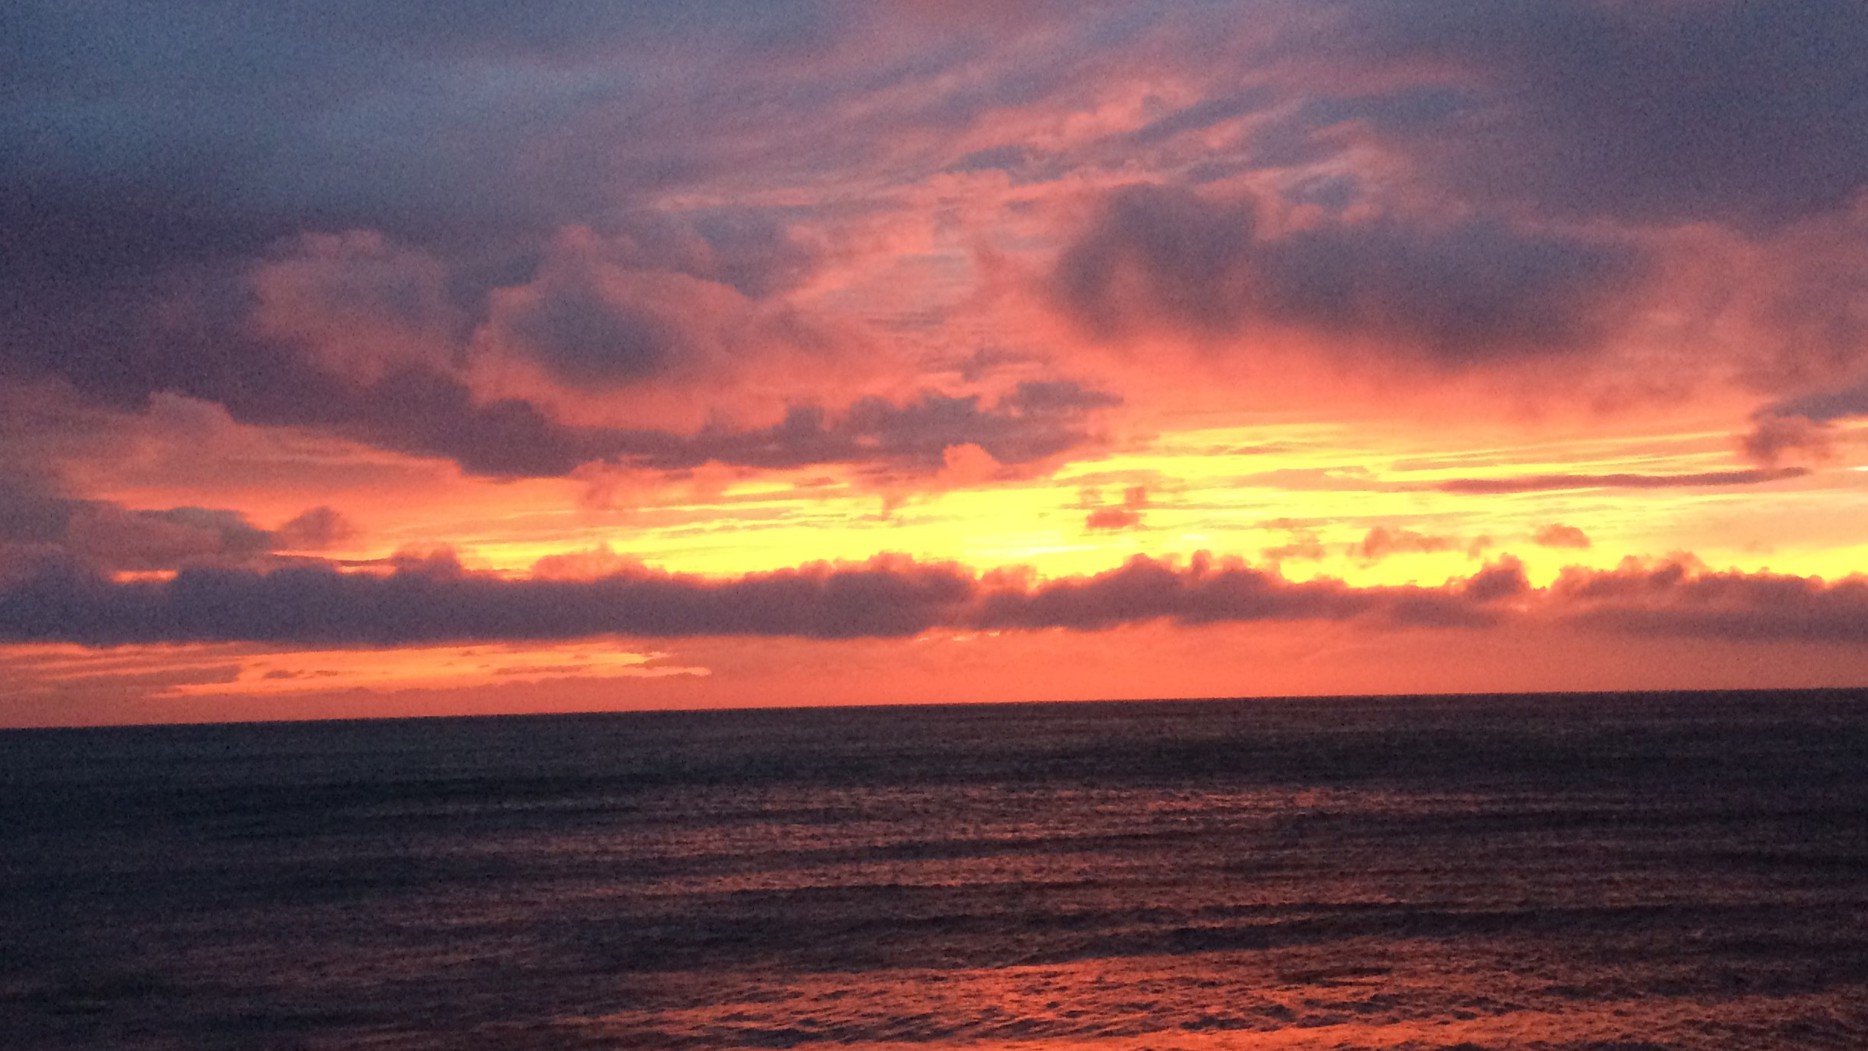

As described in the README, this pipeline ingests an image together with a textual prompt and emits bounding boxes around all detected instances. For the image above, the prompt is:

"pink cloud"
[1084,485,1148,531]
[249,231,459,385]
[1532,524,1591,550]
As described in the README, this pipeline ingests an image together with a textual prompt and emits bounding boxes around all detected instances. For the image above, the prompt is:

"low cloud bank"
[3,552,1862,649]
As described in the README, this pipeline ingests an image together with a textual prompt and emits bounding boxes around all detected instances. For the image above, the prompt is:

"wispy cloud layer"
[1437,468,1810,495]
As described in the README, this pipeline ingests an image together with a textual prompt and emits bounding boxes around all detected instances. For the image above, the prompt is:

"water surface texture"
[4,691,1866,1049]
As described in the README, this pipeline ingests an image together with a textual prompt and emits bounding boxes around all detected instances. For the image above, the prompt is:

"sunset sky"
[4,1,1868,726]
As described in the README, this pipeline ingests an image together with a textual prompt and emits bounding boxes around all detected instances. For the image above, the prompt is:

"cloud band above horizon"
[3,552,1862,650]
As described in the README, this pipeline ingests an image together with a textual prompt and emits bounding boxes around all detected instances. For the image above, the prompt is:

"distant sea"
[4,691,1866,1050]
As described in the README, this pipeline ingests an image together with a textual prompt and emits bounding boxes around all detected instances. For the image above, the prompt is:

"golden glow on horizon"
[164,642,708,698]
[242,414,1858,593]
[74,411,1868,593]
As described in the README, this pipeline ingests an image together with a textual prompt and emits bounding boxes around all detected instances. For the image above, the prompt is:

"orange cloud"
[1532,524,1591,550]
[1084,485,1148,531]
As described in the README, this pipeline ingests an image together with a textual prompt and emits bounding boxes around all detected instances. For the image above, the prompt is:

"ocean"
[3,691,1865,1050]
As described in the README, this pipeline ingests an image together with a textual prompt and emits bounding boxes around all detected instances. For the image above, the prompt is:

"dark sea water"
[4,691,1867,1051]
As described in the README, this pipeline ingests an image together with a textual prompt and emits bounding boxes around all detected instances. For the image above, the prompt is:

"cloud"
[1084,506,1142,531]
[972,554,1362,632]
[1351,527,1485,562]
[0,550,1503,646]
[1739,414,1836,468]
[2,253,1119,479]
[1459,556,1530,604]
[490,267,763,385]
[0,477,355,575]
[529,545,645,583]
[1763,378,1868,425]
[6,546,1868,652]
[62,507,277,572]
[1261,530,1326,563]
[1084,485,1148,531]
[248,231,459,385]
[1052,184,1645,365]
[0,2,954,477]
[5,0,1864,495]
[1437,468,1809,495]
[303,366,619,478]
[0,258,612,477]
[0,3,871,286]
[471,225,858,392]
[583,383,1119,476]
[1555,559,1868,646]
[276,507,358,551]
[1531,524,1590,550]
[0,556,979,646]
[934,443,1004,487]
[1307,0,1868,226]
[586,209,832,299]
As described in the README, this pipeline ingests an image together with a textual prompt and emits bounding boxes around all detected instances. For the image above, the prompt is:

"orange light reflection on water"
[570,949,1845,1050]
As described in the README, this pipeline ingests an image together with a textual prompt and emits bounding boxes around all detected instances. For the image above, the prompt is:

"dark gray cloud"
[0,232,875,477]
[1307,0,1868,227]
[0,476,353,575]
[324,374,1118,477]
[9,0,1856,286]
[0,555,976,646]
[1054,184,1644,364]
[972,554,1379,632]
[1556,559,1868,646]
[236,362,615,479]
[5,548,1866,650]
[0,274,603,477]
[625,383,1119,473]
[0,256,1119,478]
[1,0,1115,307]
[472,227,853,391]
[1761,382,1868,429]
[496,272,713,386]
[595,209,830,300]
[0,2,862,283]
[0,551,1502,646]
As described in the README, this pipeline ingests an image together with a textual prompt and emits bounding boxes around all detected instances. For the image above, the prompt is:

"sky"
[4,0,1868,726]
